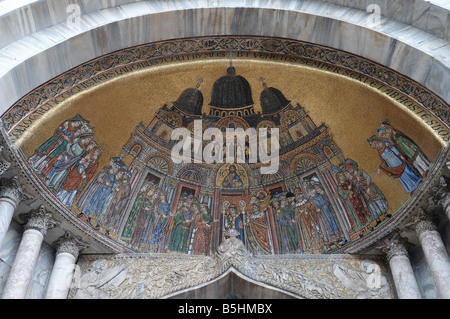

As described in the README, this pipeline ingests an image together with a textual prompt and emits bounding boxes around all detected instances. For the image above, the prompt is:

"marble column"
[45,232,88,299]
[0,175,25,248]
[381,232,422,299]
[414,210,450,299]
[2,205,57,299]
[439,191,450,221]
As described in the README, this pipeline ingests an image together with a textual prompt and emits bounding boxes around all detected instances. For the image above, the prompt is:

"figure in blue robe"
[311,187,340,235]
[222,165,243,188]
[82,169,116,219]
[368,136,421,194]
[225,205,245,242]
[151,200,171,252]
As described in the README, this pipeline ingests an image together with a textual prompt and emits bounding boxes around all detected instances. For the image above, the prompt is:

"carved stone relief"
[69,235,394,299]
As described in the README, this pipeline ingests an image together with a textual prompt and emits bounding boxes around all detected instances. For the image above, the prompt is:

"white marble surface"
[0,0,448,115]
[410,245,439,299]
[0,199,15,249]
[45,252,75,299]
[0,0,447,47]
[389,254,422,299]
[25,243,53,299]
[0,220,54,299]
[419,229,450,299]
[0,221,21,295]
[2,228,45,298]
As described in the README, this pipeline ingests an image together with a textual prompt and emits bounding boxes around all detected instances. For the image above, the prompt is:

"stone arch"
[1,1,448,115]
[290,153,320,175]
[261,170,285,185]
[213,163,251,188]
[161,267,301,299]
[322,144,335,158]
[162,111,183,128]
[280,110,301,129]
[214,116,250,131]
[177,166,206,185]
[129,143,142,157]
[145,154,173,175]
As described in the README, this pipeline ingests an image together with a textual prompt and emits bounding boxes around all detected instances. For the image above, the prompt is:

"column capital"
[0,145,11,175]
[19,205,59,236]
[53,232,89,259]
[412,208,438,238]
[378,232,409,261]
[429,175,450,210]
[0,175,27,207]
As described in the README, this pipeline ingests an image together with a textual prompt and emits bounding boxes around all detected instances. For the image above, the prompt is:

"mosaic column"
[45,232,88,299]
[0,176,25,249]
[414,209,450,299]
[381,232,421,299]
[2,206,57,299]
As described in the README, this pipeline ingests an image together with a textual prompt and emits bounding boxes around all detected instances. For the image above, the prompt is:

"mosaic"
[2,36,448,255]
[23,64,431,255]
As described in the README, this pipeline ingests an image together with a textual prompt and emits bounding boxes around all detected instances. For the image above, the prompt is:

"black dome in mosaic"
[173,87,204,115]
[209,66,254,109]
[260,86,291,114]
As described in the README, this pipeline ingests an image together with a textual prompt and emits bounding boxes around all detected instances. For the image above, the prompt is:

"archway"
[164,268,299,299]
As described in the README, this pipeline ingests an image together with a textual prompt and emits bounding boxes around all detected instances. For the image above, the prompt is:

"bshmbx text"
[178,303,273,316]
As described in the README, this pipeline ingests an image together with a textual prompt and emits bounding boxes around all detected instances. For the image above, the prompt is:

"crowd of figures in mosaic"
[26,65,430,255]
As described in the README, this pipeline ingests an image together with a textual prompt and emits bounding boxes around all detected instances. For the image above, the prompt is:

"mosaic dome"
[260,86,291,115]
[209,66,254,109]
[173,87,204,116]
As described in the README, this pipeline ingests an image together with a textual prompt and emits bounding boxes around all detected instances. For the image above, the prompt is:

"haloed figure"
[368,136,421,194]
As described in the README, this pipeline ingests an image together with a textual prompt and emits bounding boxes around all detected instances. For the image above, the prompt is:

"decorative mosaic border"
[2,36,449,138]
